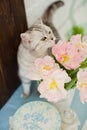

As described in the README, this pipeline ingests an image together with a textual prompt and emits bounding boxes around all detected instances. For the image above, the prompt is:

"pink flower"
[52,40,83,70]
[76,68,87,103]
[34,55,59,78]
[70,34,87,60]
[26,56,59,80]
[38,69,71,102]
[70,34,81,44]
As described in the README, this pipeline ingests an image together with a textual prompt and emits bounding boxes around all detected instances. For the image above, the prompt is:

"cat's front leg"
[21,77,31,98]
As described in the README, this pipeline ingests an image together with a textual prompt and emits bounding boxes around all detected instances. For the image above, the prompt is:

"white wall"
[24,0,87,39]
[24,0,58,27]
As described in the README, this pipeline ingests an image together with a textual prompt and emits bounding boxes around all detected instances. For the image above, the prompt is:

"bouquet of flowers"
[28,34,87,104]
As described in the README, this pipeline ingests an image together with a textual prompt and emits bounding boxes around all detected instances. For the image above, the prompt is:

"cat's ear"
[20,32,30,42]
[34,18,43,26]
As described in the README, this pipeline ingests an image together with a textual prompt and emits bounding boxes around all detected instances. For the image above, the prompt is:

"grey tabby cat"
[17,1,64,97]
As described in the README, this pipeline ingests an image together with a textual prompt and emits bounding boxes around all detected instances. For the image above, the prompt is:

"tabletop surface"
[0,81,87,130]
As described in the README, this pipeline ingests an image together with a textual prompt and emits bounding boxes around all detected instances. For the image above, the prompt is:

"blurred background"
[24,0,87,40]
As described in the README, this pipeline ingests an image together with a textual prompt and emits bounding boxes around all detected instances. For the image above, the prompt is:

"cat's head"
[20,19,56,56]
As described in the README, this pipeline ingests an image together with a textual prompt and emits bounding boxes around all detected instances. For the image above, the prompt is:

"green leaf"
[80,58,87,68]
[72,25,84,35]
[65,77,77,90]
[66,25,84,40]
[68,68,79,77]
[38,79,43,84]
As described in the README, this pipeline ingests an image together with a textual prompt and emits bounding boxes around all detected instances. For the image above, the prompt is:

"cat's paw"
[21,93,30,98]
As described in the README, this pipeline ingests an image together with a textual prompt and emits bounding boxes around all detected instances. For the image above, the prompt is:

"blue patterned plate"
[13,101,61,130]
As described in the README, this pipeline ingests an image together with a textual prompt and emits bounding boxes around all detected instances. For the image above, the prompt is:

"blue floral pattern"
[13,101,61,130]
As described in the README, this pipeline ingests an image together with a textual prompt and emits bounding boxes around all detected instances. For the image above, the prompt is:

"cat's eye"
[51,38,53,40]
[41,37,47,41]
[49,31,51,34]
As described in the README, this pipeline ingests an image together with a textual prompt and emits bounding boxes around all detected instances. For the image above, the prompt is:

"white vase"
[50,88,80,130]
[51,88,75,113]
